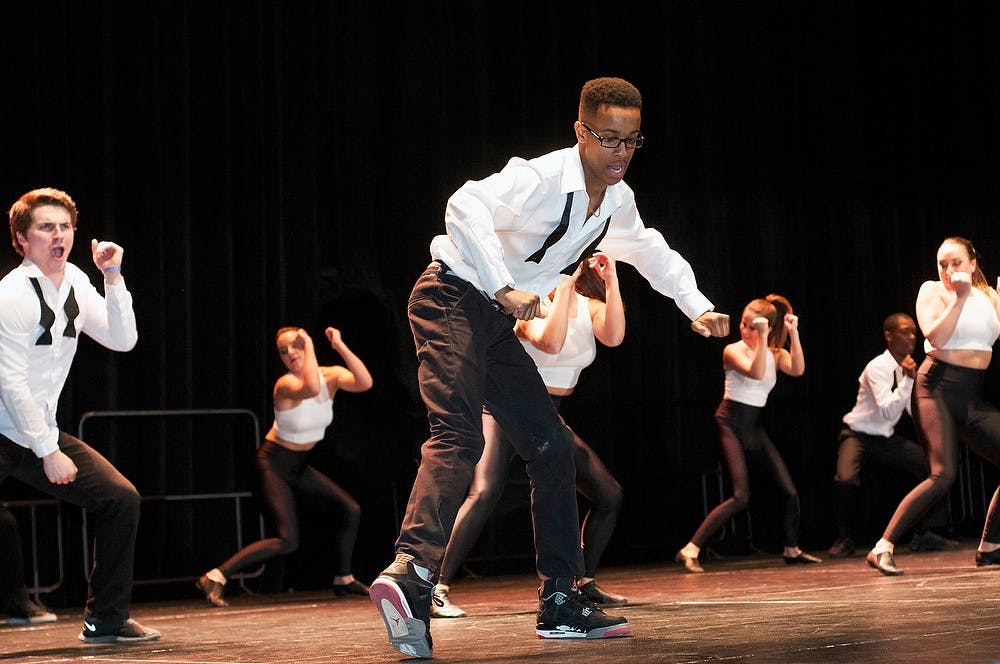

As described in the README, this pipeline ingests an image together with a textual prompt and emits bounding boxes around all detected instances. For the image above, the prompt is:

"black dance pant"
[883,357,1000,544]
[832,428,927,539]
[691,399,801,548]
[395,264,581,584]
[217,440,361,579]
[438,396,623,585]
[0,432,140,625]
[0,507,27,607]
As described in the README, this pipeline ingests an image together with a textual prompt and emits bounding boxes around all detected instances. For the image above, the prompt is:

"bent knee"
[731,491,751,511]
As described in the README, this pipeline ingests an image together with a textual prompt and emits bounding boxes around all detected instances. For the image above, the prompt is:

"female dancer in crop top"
[676,295,822,573]
[196,326,374,606]
[431,253,626,618]
[867,237,1000,575]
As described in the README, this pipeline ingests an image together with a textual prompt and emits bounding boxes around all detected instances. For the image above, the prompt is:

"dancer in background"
[433,253,626,619]
[867,237,1000,575]
[828,313,957,558]
[676,294,821,572]
[197,326,373,605]
[0,507,57,625]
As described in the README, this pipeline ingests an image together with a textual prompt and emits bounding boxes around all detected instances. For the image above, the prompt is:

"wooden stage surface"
[3,544,999,663]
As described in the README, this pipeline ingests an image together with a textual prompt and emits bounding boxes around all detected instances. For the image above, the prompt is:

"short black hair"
[579,77,642,119]
[883,313,914,334]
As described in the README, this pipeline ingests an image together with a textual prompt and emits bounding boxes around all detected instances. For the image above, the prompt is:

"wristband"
[102,265,122,273]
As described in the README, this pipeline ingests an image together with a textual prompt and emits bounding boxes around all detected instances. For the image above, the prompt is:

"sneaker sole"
[7,613,57,625]
[431,608,468,619]
[370,577,432,658]
[536,622,632,639]
[77,632,162,644]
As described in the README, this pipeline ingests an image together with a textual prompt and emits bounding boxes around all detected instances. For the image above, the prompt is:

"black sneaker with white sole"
[78,617,161,644]
[369,553,435,658]
[536,587,631,639]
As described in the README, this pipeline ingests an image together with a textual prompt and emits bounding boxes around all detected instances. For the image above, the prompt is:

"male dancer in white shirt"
[829,313,956,558]
[369,77,728,658]
[0,188,159,643]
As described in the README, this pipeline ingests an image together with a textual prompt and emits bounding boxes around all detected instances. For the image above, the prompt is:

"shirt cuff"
[681,293,716,323]
[32,430,60,459]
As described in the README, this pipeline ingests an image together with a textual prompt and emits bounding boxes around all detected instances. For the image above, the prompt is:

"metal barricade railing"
[77,408,266,587]
[0,498,63,601]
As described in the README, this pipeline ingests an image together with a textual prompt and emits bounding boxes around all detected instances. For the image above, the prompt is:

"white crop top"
[723,343,777,408]
[521,293,596,390]
[924,287,1000,353]
[272,368,334,444]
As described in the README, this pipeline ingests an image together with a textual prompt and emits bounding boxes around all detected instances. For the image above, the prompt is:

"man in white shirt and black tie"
[829,313,957,558]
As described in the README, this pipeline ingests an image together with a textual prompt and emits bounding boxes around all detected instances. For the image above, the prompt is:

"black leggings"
[691,399,801,549]
[438,396,623,584]
[883,357,1000,544]
[218,440,361,579]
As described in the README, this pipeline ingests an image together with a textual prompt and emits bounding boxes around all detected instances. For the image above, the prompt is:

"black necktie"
[29,277,79,345]
[561,214,611,275]
[891,370,898,392]
[525,192,575,264]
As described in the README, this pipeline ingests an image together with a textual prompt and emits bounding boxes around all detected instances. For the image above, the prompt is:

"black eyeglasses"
[579,122,644,150]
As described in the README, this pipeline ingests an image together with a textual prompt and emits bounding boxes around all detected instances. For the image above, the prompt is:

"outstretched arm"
[326,327,373,393]
[691,311,730,338]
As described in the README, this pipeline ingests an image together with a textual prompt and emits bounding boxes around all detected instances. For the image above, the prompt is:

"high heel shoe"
[675,551,704,573]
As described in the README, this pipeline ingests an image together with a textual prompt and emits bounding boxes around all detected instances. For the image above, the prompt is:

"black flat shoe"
[866,549,904,576]
[975,548,1000,567]
[784,552,822,565]
[827,537,856,558]
[578,580,628,606]
[333,580,370,596]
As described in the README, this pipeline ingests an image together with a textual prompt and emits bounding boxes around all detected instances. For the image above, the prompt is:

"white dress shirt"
[842,349,912,438]
[430,145,714,321]
[0,259,137,458]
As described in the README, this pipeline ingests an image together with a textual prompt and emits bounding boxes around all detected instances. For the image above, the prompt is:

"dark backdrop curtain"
[1,0,998,603]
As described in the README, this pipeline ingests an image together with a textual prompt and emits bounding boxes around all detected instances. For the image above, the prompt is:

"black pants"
[395,264,581,583]
[692,399,801,548]
[0,432,140,625]
[0,507,28,608]
[883,357,1000,543]
[438,397,623,585]
[832,428,927,540]
[218,440,360,578]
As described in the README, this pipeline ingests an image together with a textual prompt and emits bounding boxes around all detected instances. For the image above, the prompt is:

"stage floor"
[3,544,1000,663]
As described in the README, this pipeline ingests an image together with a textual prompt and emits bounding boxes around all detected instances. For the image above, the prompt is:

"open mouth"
[50,247,65,259]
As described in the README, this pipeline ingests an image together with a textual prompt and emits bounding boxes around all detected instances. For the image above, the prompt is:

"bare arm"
[325,327,374,393]
[723,319,769,378]
[775,313,805,376]
[917,279,968,348]
[588,253,625,347]
[515,265,581,353]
